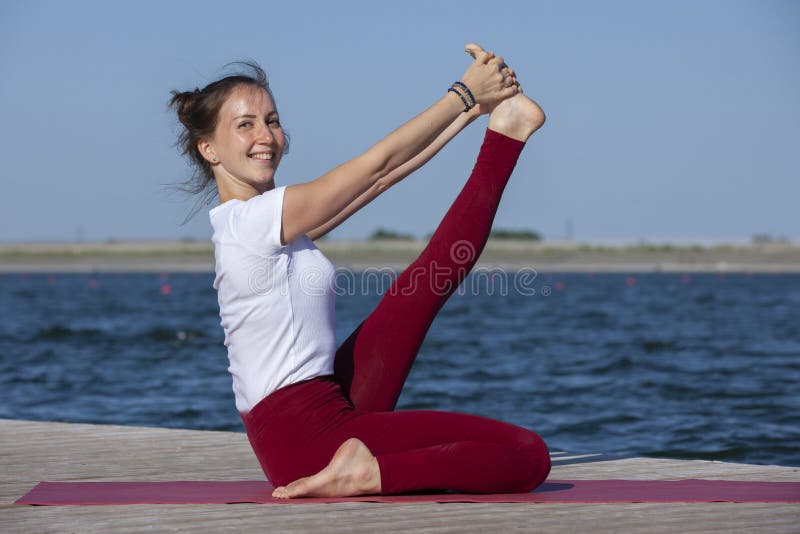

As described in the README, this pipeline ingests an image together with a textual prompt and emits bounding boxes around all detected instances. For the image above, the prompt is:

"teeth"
[249,153,273,160]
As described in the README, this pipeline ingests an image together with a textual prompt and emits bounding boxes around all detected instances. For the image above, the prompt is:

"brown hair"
[168,61,289,214]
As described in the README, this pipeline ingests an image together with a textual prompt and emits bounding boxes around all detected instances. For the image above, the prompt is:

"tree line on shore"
[368,228,543,241]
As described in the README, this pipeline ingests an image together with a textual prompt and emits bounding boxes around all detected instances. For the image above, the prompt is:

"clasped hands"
[460,43,521,115]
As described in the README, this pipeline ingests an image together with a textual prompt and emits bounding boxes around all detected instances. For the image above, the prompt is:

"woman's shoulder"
[209,198,240,219]
[211,187,288,254]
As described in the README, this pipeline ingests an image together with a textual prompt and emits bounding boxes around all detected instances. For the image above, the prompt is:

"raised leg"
[334,95,545,412]
[332,129,519,411]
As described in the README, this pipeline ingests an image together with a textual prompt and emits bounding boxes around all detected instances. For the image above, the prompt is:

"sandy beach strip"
[2,240,800,273]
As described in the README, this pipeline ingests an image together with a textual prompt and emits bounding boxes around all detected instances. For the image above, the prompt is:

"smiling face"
[199,84,286,199]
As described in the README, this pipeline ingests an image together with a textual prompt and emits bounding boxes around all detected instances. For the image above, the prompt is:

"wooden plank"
[2,419,798,533]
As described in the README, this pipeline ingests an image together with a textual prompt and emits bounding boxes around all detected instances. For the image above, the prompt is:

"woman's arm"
[280,51,514,245]
[306,110,479,241]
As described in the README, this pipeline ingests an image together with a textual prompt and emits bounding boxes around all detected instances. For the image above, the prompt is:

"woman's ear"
[197,139,218,164]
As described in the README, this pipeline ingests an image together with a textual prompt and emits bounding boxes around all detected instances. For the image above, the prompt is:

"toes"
[284,479,310,498]
[272,478,310,499]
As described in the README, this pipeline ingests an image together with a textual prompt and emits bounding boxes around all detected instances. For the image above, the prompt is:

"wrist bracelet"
[452,81,476,108]
[447,87,471,112]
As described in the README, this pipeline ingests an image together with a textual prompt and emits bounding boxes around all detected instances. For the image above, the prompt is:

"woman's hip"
[240,374,357,484]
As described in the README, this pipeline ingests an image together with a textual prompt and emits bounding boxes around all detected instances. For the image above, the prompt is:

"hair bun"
[169,89,198,128]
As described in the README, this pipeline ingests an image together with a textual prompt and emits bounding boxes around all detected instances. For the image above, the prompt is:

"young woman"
[170,44,549,498]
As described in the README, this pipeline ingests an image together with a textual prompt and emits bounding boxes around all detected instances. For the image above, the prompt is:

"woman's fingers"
[500,84,519,100]
[488,55,506,70]
[503,74,519,87]
[461,43,521,106]
[465,43,491,62]
[464,42,482,58]
[489,56,519,90]
[465,43,494,64]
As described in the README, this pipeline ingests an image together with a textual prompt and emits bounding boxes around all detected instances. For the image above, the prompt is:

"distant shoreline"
[2,240,800,273]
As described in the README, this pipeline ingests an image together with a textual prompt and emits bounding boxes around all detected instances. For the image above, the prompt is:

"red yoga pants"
[242,129,551,494]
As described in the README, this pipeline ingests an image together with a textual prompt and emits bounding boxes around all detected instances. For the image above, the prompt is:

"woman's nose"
[254,122,274,143]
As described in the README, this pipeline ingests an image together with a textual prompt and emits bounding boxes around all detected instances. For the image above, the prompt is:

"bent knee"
[515,431,551,492]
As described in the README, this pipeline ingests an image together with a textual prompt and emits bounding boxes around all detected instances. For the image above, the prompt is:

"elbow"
[361,147,394,183]
[373,176,392,195]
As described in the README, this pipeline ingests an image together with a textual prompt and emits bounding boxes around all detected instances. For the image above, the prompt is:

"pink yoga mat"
[14,479,800,505]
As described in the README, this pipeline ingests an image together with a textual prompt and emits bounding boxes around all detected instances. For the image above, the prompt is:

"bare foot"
[464,43,546,142]
[271,438,381,499]
[488,93,546,142]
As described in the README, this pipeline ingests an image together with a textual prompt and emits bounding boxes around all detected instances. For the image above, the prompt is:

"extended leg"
[334,96,545,412]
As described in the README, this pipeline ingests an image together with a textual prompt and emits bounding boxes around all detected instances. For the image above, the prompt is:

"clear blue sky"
[1,0,798,243]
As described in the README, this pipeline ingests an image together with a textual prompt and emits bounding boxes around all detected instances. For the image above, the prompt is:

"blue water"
[1,271,798,466]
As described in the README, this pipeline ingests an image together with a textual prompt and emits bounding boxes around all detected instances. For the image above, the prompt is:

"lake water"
[1,271,798,466]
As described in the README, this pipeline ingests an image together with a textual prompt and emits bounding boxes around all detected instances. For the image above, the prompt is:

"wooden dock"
[2,418,798,533]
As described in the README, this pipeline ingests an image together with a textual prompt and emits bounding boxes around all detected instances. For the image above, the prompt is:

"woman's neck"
[216,179,274,205]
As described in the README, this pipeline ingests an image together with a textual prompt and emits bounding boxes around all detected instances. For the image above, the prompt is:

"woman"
[170,43,549,498]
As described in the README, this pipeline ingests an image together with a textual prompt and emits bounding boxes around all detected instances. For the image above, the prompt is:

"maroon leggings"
[242,129,551,494]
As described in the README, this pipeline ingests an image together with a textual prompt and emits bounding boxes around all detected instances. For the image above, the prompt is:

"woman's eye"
[268,119,281,126]
[238,121,252,128]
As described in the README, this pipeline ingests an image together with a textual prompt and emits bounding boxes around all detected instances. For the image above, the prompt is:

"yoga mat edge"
[14,479,800,506]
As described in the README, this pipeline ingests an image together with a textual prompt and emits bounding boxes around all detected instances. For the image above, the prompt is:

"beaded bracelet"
[447,87,471,112]
[452,81,476,109]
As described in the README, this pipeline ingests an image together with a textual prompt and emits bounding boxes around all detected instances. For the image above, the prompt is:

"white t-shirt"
[209,186,337,414]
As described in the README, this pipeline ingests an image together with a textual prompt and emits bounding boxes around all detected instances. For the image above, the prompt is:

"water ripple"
[1,272,798,466]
